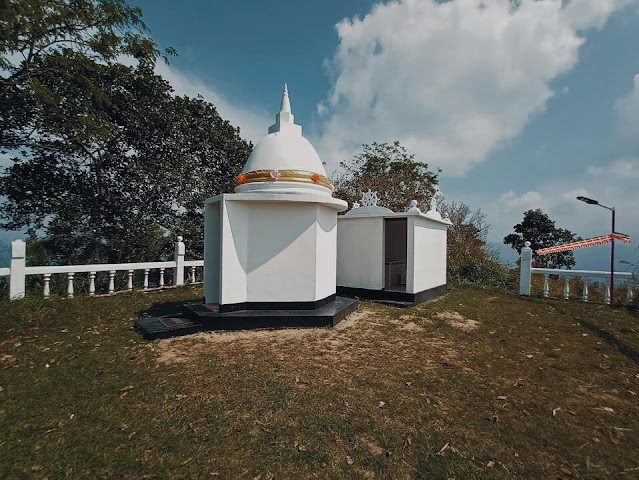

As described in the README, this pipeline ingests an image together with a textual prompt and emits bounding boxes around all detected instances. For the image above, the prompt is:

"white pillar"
[519,241,532,296]
[190,266,196,283]
[127,270,134,290]
[174,236,185,286]
[143,269,149,290]
[604,281,610,305]
[626,283,633,303]
[9,239,26,300]
[159,268,165,288]
[563,277,570,300]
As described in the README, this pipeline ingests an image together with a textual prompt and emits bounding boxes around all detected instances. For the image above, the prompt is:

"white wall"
[315,205,338,300]
[410,216,448,293]
[203,200,221,304]
[208,196,338,305]
[336,217,384,289]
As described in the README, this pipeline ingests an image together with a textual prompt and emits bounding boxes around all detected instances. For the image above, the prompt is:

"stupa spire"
[280,83,291,113]
[268,82,301,135]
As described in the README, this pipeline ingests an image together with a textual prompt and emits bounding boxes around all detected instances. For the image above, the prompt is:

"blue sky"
[2,0,639,271]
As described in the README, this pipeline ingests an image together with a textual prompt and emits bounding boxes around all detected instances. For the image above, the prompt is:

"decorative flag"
[536,233,630,256]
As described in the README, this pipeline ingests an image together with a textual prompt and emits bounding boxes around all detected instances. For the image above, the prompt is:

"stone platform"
[135,296,358,340]
[336,284,448,308]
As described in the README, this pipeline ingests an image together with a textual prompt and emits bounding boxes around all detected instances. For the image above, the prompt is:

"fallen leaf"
[297,444,307,452]
[346,456,354,465]
[378,401,386,408]
[31,465,43,472]
[209,473,219,478]
[403,437,413,449]
[497,396,507,400]
[596,406,614,413]
[181,457,193,466]
[487,460,495,468]
[552,407,561,417]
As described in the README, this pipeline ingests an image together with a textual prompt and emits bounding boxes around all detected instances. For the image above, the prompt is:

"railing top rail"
[24,261,177,275]
[531,268,634,279]
[184,260,204,267]
[0,267,9,277]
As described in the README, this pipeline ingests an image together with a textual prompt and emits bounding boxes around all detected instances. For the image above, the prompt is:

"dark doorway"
[384,218,407,292]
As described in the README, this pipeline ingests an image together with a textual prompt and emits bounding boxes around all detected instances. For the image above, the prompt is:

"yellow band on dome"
[236,169,333,191]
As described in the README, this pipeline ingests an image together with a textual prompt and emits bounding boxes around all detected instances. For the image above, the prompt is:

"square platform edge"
[336,284,448,307]
[182,296,358,331]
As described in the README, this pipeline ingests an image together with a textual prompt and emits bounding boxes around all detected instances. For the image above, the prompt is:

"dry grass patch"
[1,286,638,479]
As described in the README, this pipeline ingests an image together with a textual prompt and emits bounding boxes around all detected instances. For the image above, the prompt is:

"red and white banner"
[536,233,630,256]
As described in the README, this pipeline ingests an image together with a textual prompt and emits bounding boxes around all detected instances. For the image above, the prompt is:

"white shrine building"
[336,192,452,306]
[183,85,357,329]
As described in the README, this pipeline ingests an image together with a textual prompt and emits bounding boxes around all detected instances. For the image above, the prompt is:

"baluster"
[563,277,570,300]
[159,268,165,288]
[127,270,134,290]
[67,273,75,298]
[543,274,549,298]
[603,281,610,305]
[582,280,588,302]
[627,283,634,303]
[143,269,149,290]
[108,270,116,294]
[190,266,196,283]
[89,272,96,296]
[43,273,51,298]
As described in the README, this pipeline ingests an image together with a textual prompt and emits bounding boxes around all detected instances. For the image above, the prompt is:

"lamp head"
[576,196,599,205]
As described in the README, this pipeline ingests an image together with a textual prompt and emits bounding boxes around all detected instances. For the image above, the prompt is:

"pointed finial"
[280,83,291,113]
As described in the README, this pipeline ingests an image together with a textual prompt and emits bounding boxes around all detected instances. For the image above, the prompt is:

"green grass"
[1,286,638,479]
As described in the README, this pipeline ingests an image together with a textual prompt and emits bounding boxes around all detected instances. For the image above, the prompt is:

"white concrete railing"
[519,242,636,303]
[1,236,203,300]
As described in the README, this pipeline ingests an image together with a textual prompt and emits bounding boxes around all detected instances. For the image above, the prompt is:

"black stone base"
[336,284,448,308]
[134,296,358,340]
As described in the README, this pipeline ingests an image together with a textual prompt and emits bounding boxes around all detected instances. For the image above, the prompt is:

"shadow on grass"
[578,317,639,366]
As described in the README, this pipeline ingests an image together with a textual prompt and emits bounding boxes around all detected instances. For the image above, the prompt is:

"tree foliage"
[440,200,514,288]
[503,209,578,269]
[331,141,440,213]
[0,1,251,264]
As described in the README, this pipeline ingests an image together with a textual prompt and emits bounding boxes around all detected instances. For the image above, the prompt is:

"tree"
[503,209,578,269]
[0,1,251,264]
[331,141,440,213]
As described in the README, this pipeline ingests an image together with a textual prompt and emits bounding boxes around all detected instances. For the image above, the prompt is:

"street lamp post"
[576,196,615,308]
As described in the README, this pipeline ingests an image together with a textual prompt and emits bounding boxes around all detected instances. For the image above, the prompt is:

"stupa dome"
[234,84,332,196]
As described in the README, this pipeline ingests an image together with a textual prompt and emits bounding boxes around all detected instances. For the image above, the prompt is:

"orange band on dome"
[237,169,333,191]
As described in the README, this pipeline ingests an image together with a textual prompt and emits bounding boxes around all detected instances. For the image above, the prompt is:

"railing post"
[67,273,75,298]
[604,281,610,305]
[563,277,570,300]
[89,272,96,296]
[9,239,26,300]
[519,241,532,296]
[159,268,165,288]
[582,280,588,302]
[174,236,185,286]
[627,283,634,304]
[543,274,549,298]
[108,270,116,294]
[143,269,149,290]
[43,273,51,298]
[190,266,196,283]
[127,270,134,290]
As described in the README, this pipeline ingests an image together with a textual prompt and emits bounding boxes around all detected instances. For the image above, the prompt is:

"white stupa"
[197,85,355,327]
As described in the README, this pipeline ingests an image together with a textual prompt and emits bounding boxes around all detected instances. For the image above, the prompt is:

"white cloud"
[614,73,639,140]
[154,62,270,143]
[318,0,637,175]
[486,158,639,259]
